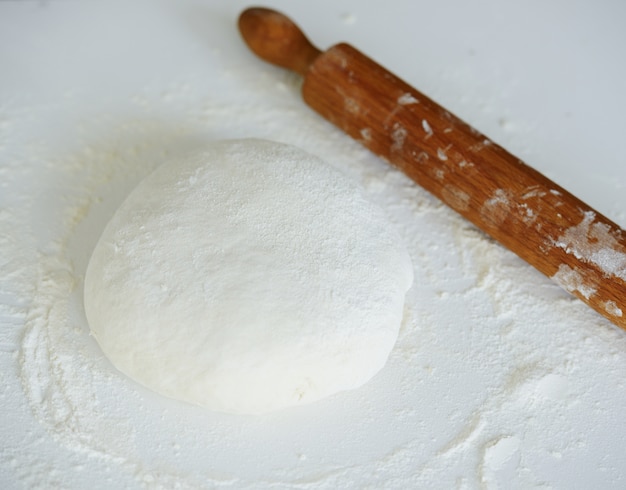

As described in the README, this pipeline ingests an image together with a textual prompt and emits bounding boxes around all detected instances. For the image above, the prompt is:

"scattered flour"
[2,9,626,490]
[479,435,521,489]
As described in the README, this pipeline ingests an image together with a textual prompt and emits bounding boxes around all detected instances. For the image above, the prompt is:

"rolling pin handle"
[238,7,322,76]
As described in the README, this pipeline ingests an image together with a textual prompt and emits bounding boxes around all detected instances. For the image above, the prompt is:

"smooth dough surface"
[84,139,413,414]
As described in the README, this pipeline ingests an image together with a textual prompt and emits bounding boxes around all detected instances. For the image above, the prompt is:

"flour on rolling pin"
[551,210,626,316]
[239,7,626,331]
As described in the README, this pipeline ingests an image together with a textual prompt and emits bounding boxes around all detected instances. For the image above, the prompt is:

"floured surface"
[1,1,626,488]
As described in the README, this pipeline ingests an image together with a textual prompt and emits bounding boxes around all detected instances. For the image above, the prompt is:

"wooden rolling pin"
[238,7,626,330]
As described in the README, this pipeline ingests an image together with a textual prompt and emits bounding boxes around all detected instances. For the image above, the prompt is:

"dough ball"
[84,139,413,414]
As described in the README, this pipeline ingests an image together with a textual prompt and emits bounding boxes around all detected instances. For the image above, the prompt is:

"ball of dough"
[84,139,413,414]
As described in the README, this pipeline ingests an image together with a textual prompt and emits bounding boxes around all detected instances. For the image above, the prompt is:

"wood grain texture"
[238,7,321,76]
[238,8,626,330]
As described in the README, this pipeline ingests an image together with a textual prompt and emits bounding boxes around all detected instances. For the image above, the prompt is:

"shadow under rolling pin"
[238,7,626,331]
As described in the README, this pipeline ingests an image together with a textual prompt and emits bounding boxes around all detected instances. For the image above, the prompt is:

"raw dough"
[84,139,413,414]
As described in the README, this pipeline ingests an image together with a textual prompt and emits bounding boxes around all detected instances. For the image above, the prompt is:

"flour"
[552,263,597,300]
[2,4,626,489]
[553,210,626,281]
[84,139,413,414]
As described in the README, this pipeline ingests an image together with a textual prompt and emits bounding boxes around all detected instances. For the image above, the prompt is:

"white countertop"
[1,1,626,488]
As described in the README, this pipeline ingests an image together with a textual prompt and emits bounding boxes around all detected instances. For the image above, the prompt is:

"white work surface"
[1,1,625,488]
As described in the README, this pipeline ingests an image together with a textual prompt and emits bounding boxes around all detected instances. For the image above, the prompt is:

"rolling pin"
[238,7,626,330]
